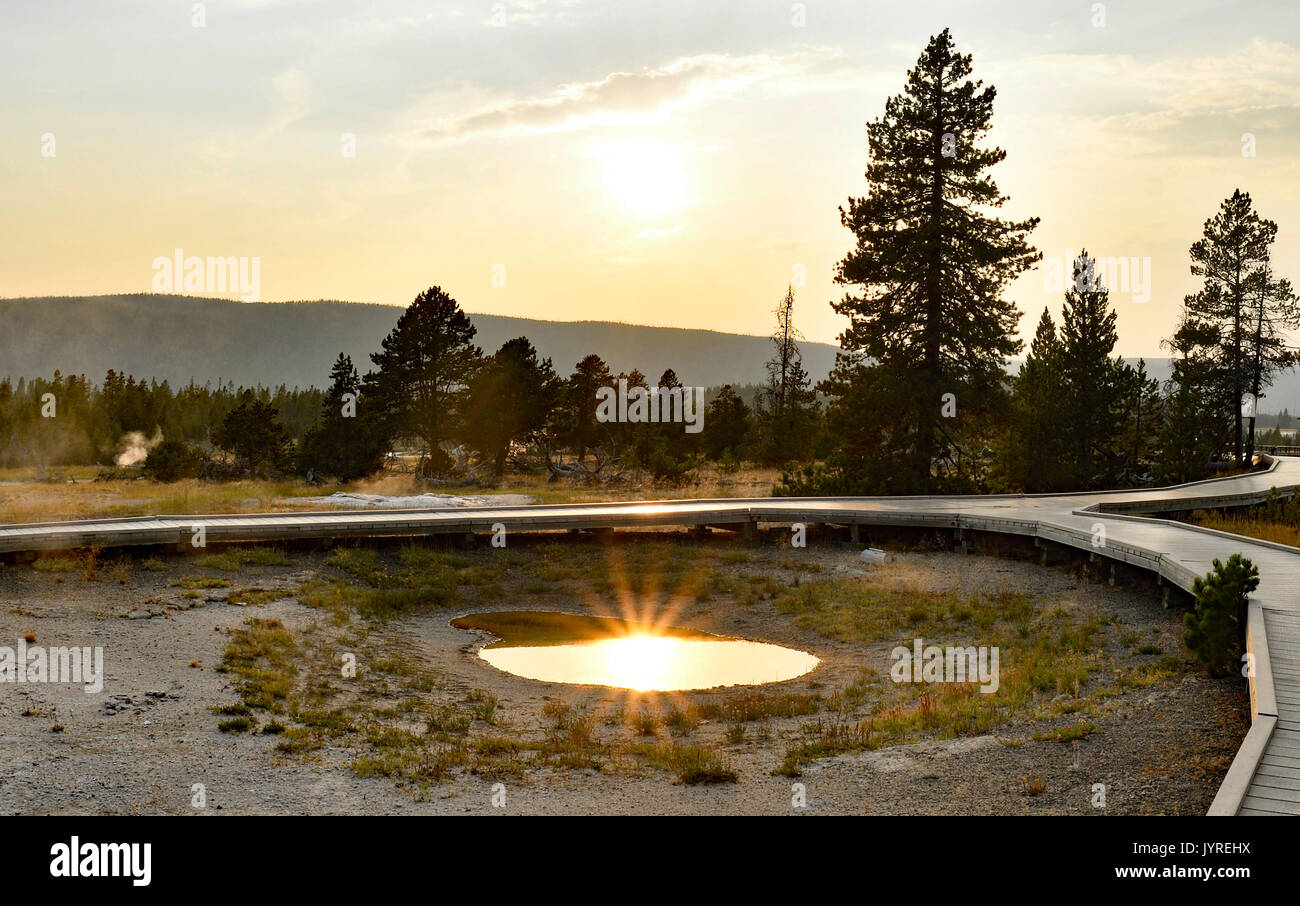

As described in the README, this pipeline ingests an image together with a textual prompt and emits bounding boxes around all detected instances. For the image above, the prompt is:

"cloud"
[415,48,851,144]
[1002,39,1300,118]
[984,39,1300,164]
[481,0,585,27]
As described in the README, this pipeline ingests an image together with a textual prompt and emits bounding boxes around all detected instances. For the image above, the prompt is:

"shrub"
[1184,554,1259,677]
[646,445,696,483]
[142,438,205,482]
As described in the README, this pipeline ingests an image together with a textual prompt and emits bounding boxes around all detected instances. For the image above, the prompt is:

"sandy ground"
[0,539,1247,815]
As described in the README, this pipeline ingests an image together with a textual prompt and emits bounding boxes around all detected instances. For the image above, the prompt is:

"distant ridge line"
[0,293,840,390]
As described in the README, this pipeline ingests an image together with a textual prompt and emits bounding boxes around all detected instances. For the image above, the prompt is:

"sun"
[598,140,687,217]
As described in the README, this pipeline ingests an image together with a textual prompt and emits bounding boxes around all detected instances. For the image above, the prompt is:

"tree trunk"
[1233,259,1243,465]
[1246,275,1267,463]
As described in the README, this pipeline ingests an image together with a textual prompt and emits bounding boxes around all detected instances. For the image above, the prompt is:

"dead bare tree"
[544,444,626,483]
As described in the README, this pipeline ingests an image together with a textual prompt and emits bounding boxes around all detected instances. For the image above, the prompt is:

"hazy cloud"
[415,48,851,144]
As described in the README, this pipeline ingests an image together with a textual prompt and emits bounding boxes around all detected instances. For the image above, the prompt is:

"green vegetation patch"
[196,545,294,571]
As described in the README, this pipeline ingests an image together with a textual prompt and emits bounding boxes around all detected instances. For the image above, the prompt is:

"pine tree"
[995,308,1070,491]
[362,286,482,472]
[703,385,751,461]
[462,337,560,476]
[1180,190,1298,465]
[1059,251,1129,488]
[1155,321,1220,484]
[644,367,697,480]
[561,354,614,461]
[755,286,820,465]
[1116,357,1162,484]
[777,360,907,496]
[299,353,386,480]
[212,390,289,477]
[1185,554,1258,678]
[1244,261,1299,460]
[826,28,1040,492]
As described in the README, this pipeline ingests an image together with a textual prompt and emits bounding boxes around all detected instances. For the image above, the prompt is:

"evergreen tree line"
[0,372,321,472]
[0,285,826,483]
[293,284,825,483]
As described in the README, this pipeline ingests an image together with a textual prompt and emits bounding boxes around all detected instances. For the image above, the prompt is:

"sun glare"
[602,634,678,691]
[598,141,687,216]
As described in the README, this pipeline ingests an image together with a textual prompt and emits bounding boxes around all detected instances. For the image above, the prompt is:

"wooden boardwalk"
[4,457,1300,814]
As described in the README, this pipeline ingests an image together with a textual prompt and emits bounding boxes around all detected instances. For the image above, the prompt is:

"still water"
[451,610,819,692]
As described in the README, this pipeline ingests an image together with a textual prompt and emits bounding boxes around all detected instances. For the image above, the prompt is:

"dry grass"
[195,529,1197,793]
[0,465,784,524]
[767,570,1191,776]
[1185,490,1300,549]
[1189,510,1300,548]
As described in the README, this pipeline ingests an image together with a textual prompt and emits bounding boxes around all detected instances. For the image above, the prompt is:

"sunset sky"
[2,0,1298,356]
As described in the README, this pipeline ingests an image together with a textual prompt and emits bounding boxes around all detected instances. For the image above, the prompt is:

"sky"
[2,0,1299,357]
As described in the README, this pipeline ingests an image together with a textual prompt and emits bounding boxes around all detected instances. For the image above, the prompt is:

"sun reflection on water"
[451,538,820,695]
[465,618,819,692]
[603,634,679,691]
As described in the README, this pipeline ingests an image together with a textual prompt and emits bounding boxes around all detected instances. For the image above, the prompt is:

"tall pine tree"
[1176,190,1297,465]
[1059,251,1129,488]
[560,354,614,461]
[824,28,1039,493]
[363,286,482,473]
[1244,260,1299,460]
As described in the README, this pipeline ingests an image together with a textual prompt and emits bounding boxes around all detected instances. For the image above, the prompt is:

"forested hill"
[0,294,840,390]
[6,295,1299,412]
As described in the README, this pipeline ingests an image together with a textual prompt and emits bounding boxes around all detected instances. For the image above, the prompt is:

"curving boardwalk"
[4,458,1300,814]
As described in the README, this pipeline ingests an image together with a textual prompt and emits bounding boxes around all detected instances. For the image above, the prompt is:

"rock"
[858,547,888,565]
[126,610,150,620]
